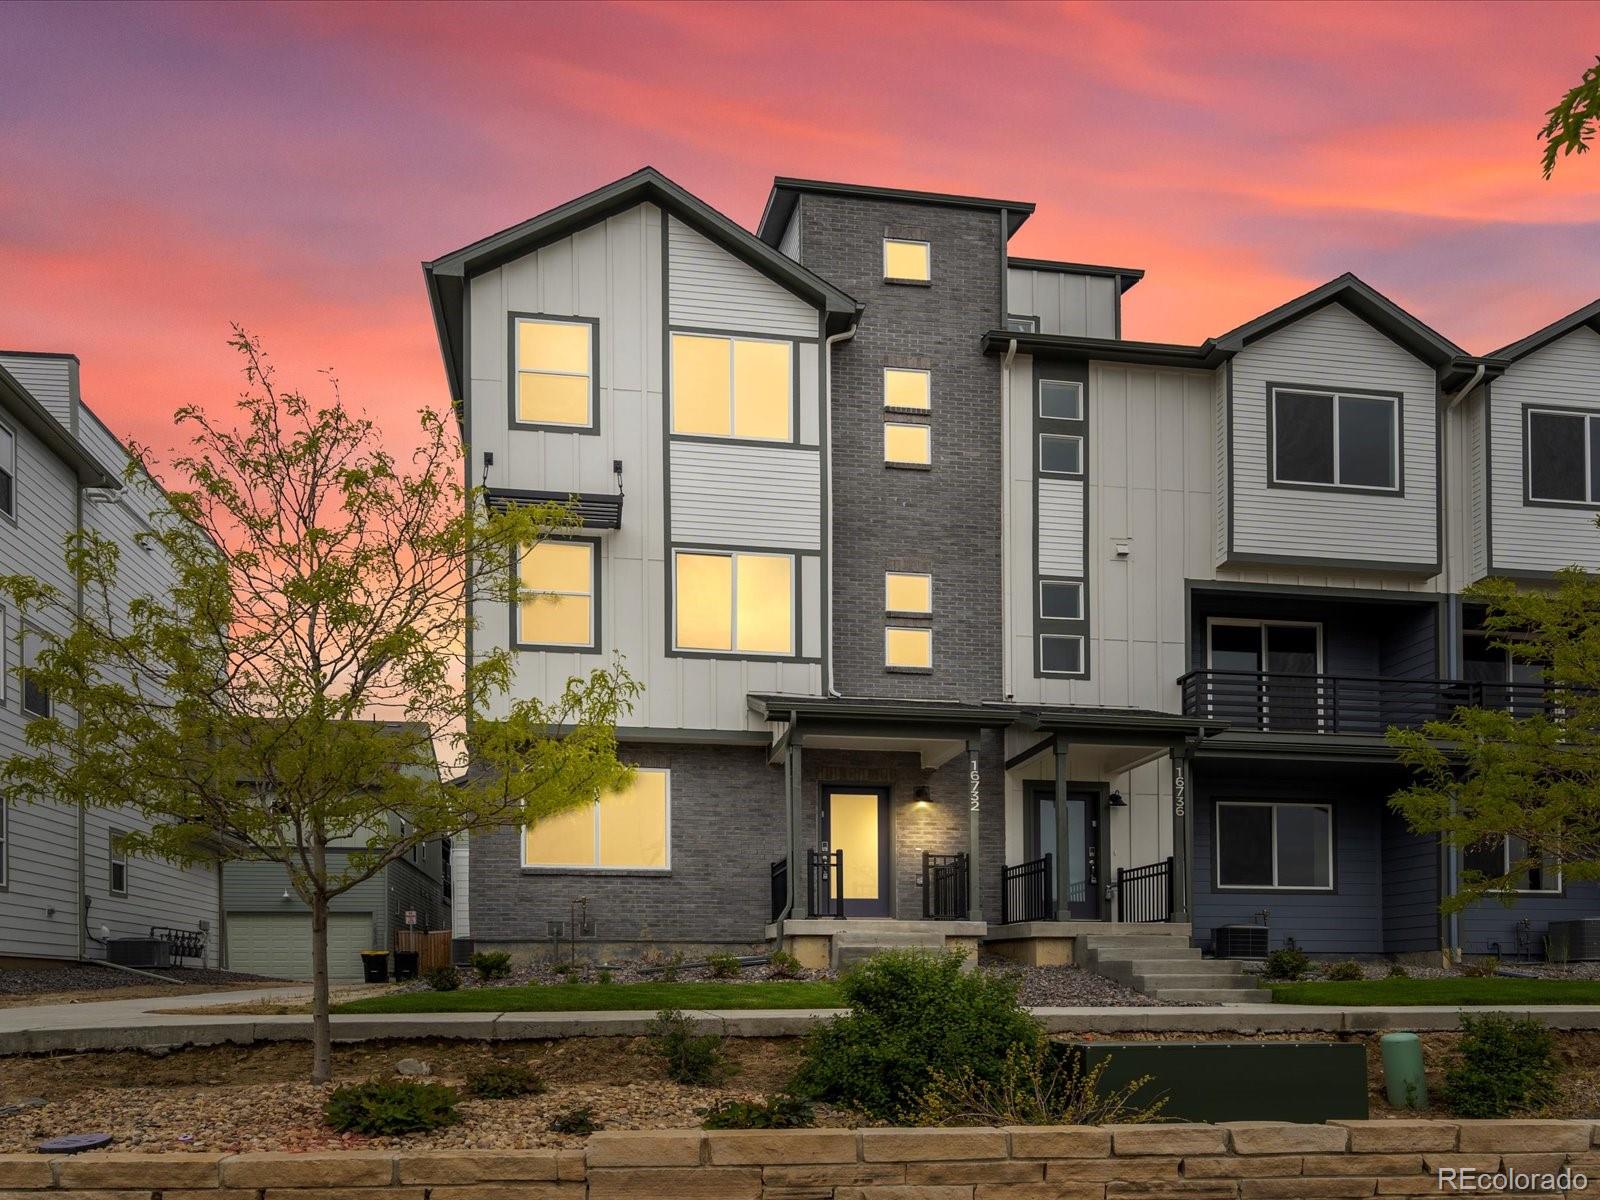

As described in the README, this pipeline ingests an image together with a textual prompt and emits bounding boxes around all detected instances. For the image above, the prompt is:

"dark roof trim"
[0,362,118,488]
[1007,257,1145,293]
[486,487,623,530]
[424,167,860,406]
[1490,297,1600,365]
[747,693,1016,729]
[982,331,1227,369]
[1018,705,1227,742]
[758,177,1034,245]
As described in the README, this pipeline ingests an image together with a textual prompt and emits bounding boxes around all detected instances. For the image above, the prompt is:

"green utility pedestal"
[1380,1032,1428,1110]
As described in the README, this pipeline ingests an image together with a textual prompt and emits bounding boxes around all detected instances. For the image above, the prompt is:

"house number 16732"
[969,757,980,813]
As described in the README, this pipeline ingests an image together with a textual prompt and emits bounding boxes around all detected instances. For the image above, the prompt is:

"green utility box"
[1055,1040,1368,1122]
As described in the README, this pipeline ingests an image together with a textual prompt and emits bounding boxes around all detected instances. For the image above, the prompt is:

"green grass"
[334,979,845,1014]
[1269,977,1600,1006]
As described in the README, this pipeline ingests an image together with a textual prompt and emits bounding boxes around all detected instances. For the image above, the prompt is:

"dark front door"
[820,786,892,917]
[1027,785,1101,919]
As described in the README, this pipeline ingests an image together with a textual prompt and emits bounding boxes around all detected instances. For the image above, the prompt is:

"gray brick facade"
[797,193,1006,702]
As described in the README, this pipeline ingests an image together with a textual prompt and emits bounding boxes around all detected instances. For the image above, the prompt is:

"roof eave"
[982,330,1227,370]
[1489,298,1600,365]
[0,363,119,488]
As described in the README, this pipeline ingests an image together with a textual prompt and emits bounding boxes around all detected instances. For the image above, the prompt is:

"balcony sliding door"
[1207,620,1322,731]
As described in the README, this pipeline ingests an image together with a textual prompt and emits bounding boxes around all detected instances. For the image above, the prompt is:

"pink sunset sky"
[3,1,1599,458]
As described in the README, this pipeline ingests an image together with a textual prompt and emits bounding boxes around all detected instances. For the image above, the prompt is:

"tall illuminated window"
[671,333,792,441]
[674,550,793,655]
[513,317,595,428]
[516,540,596,649]
[883,238,931,282]
[524,768,670,870]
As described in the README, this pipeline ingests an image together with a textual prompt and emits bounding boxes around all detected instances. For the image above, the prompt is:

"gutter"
[1444,362,1484,411]
[822,321,859,698]
[1000,337,1018,701]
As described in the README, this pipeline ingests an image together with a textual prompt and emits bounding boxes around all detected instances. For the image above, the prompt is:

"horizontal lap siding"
[669,441,820,550]
[0,356,73,425]
[1381,808,1440,954]
[1037,478,1084,575]
[667,217,816,337]
[1228,304,1439,570]
[1488,327,1600,574]
[1459,883,1600,958]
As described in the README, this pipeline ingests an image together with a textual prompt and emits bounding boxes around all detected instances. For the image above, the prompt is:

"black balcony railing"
[770,858,788,924]
[807,848,844,919]
[1000,854,1055,924]
[922,852,970,920]
[1115,856,1174,923]
[1178,669,1564,735]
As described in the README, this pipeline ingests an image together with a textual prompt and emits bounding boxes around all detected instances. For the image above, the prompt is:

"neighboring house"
[0,353,223,966]
[423,166,1600,964]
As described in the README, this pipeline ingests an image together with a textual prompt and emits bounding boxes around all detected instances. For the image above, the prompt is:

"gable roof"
[758,177,1035,246]
[422,167,860,406]
[1490,297,1600,365]
[0,359,119,488]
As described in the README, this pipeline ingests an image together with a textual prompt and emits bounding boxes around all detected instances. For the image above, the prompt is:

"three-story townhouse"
[426,167,1599,978]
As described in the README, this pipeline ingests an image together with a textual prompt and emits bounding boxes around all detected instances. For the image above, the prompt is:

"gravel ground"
[1236,956,1600,983]
[0,962,285,997]
[977,956,1178,1007]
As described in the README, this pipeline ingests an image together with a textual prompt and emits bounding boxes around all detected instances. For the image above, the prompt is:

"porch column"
[1053,735,1070,921]
[1170,741,1194,923]
[966,735,983,922]
[786,734,803,918]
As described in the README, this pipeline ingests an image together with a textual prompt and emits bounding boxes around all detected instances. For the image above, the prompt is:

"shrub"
[549,1104,602,1135]
[921,1042,1168,1127]
[1262,947,1311,981]
[1441,1012,1559,1118]
[324,1080,460,1135]
[1387,963,1410,979]
[597,968,614,985]
[561,965,581,984]
[767,950,803,979]
[701,1094,814,1129]
[705,951,742,979]
[471,950,513,981]
[657,950,685,982]
[423,966,461,992]
[794,950,1041,1122]
[647,1008,730,1086]
[466,1064,546,1100]
[1460,955,1501,979]
[1324,960,1365,982]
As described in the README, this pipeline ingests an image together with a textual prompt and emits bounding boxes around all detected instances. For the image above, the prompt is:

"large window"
[21,626,50,719]
[883,238,930,282]
[513,316,595,428]
[524,768,670,870]
[1463,835,1561,894]
[1526,408,1600,505]
[1216,801,1333,891]
[1270,387,1399,492]
[671,333,791,441]
[516,540,596,649]
[674,550,793,655]
[0,421,14,519]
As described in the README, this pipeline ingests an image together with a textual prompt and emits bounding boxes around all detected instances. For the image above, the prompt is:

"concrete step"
[1130,972,1262,991]
[1148,986,1272,1004]
[1080,942,1201,961]
[1077,929,1193,945]
[830,930,948,972]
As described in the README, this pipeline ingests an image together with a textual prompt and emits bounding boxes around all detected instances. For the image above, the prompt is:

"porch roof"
[1017,704,1227,743]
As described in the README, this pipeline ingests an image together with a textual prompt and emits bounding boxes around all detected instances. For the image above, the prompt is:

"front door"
[1027,785,1100,919]
[820,787,892,917]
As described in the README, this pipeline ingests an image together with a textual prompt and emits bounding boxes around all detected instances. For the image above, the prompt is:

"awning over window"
[486,488,623,530]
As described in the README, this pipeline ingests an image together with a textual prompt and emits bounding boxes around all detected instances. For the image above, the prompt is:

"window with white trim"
[21,626,50,719]
[671,333,792,441]
[1526,408,1600,504]
[516,539,596,649]
[109,828,129,896]
[673,550,794,655]
[1038,579,1087,677]
[1039,433,1083,476]
[1039,380,1083,421]
[1463,835,1561,894]
[883,238,930,282]
[0,421,14,519]
[883,367,930,411]
[884,572,932,615]
[1216,801,1332,890]
[1270,387,1399,491]
[885,422,931,466]
[0,797,8,889]
[513,316,595,428]
[523,768,670,870]
[885,627,932,669]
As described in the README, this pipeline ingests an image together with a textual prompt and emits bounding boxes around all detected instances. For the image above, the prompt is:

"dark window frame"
[0,418,16,522]
[1462,834,1563,896]
[510,534,602,654]
[20,623,51,720]
[506,312,602,436]
[109,827,129,897]
[1214,799,1335,893]
[1266,383,1404,496]
[1523,403,1600,510]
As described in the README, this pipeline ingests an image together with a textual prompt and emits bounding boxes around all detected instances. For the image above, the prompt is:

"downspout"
[74,486,87,961]
[1444,362,1484,411]
[823,322,858,698]
[1000,337,1018,700]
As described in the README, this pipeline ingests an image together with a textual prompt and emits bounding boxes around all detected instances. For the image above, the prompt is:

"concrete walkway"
[8,986,1600,1053]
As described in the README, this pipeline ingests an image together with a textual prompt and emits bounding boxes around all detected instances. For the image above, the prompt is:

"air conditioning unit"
[106,938,172,968]
[1212,924,1269,959]
[1545,919,1600,961]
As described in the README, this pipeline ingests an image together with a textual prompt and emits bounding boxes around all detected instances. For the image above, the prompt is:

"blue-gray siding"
[1458,885,1600,958]
[1381,808,1440,955]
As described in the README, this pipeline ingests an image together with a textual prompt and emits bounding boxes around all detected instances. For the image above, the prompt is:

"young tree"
[1388,566,1600,908]
[0,330,637,1082]
[1539,55,1600,178]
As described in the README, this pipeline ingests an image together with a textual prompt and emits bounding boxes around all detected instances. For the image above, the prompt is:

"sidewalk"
[7,987,1600,1053]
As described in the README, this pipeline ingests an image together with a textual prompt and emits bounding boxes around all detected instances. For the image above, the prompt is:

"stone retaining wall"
[3,1120,1599,1199]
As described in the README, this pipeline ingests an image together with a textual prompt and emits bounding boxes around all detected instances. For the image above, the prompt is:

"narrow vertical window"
[883,238,931,282]
[0,422,14,519]
[0,797,8,889]
[21,626,50,718]
[516,540,597,650]
[109,829,129,897]
[513,317,596,428]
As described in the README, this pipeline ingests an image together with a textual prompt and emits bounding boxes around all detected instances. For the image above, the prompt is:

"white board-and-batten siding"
[1006,268,1118,339]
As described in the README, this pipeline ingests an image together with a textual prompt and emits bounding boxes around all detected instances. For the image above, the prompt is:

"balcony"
[1178,669,1561,735]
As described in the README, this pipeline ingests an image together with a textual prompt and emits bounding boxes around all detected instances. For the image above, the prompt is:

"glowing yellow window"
[883,368,931,411]
[674,550,793,655]
[515,318,593,426]
[885,572,932,614]
[524,768,670,869]
[517,540,595,647]
[886,627,933,669]
[885,422,931,465]
[671,333,791,440]
[883,238,930,282]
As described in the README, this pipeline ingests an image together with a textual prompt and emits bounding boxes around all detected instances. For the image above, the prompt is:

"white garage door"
[226,912,375,981]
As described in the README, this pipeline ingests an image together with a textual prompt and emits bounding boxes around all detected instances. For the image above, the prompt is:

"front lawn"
[1270,977,1600,1006]
[334,979,845,1014]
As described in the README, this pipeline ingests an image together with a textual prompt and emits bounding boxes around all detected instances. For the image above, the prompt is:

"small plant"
[471,950,513,981]
[549,1104,602,1135]
[1441,1011,1559,1118]
[324,1080,460,1135]
[657,949,685,982]
[424,965,461,992]
[767,950,803,979]
[1460,955,1500,979]
[1387,963,1410,979]
[647,1008,730,1086]
[597,968,614,984]
[705,951,742,979]
[1261,947,1311,981]
[466,1064,546,1100]
[562,965,581,984]
[702,1094,814,1129]
[1324,960,1365,982]
[920,1042,1168,1127]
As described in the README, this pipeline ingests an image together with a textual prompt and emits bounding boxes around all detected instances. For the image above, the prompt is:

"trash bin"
[360,951,390,983]
[393,950,420,981]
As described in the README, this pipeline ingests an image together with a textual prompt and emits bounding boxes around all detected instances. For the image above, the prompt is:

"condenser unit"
[1212,924,1269,959]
